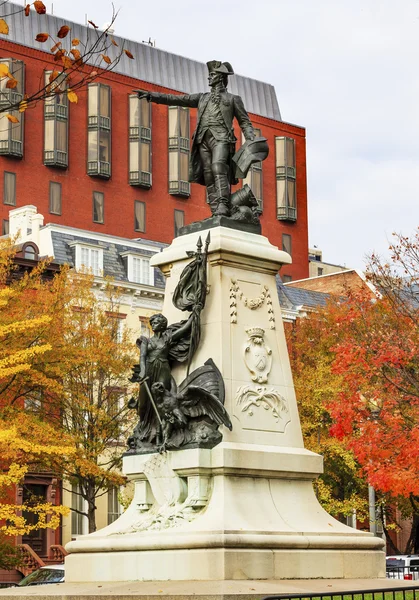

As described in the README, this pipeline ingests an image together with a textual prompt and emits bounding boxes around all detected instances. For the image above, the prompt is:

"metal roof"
[0,3,282,121]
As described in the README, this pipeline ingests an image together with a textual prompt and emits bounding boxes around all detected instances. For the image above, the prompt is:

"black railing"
[263,586,419,600]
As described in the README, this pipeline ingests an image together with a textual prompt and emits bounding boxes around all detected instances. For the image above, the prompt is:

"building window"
[242,128,263,212]
[4,172,16,206]
[282,233,292,256]
[2,220,9,236]
[49,181,62,215]
[0,58,24,158]
[87,84,111,178]
[275,137,296,222]
[72,243,103,277]
[24,390,42,413]
[282,274,292,283]
[317,267,323,276]
[121,252,154,286]
[134,201,145,233]
[107,313,126,344]
[23,243,37,260]
[174,209,184,237]
[139,316,151,338]
[132,256,151,285]
[71,483,87,536]
[168,106,190,197]
[129,94,151,188]
[44,71,68,167]
[93,191,104,223]
[107,487,121,524]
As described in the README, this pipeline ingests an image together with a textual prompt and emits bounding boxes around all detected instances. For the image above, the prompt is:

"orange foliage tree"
[326,230,419,552]
[287,310,369,523]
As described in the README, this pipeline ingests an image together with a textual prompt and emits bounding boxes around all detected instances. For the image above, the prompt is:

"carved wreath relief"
[230,278,275,329]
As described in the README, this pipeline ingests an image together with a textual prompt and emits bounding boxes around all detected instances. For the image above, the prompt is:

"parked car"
[386,555,419,580]
[17,564,65,586]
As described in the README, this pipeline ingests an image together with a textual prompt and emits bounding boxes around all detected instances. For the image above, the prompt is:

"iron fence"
[263,586,419,600]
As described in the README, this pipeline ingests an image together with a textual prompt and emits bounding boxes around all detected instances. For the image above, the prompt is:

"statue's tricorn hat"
[232,137,269,179]
[206,60,234,76]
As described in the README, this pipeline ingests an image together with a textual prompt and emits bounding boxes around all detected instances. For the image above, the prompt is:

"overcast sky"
[44,0,418,270]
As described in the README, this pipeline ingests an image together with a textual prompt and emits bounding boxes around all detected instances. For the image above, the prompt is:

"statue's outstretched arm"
[171,303,202,343]
[135,90,201,108]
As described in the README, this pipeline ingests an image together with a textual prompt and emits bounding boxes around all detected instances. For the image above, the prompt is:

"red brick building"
[0,3,309,281]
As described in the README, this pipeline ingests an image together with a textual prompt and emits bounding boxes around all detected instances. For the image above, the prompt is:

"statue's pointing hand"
[134,90,159,102]
[134,90,151,101]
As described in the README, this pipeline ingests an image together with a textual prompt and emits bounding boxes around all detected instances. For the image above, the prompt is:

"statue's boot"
[213,173,231,216]
[206,183,219,214]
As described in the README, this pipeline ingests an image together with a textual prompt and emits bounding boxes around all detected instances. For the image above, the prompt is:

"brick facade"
[0,39,309,281]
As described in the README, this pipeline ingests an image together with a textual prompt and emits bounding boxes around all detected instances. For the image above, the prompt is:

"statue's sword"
[140,377,163,426]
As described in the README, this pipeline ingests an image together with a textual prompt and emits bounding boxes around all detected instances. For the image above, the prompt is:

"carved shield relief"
[243,327,272,383]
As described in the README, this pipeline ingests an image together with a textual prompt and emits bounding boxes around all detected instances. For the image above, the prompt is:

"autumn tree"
[0,239,136,539]
[0,241,75,567]
[42,271,136,533]
[322,229,419,552]
[0,0,134,121]
[287,310,369,523]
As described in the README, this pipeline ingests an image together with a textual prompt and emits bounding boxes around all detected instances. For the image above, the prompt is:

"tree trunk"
[86,481,97,534]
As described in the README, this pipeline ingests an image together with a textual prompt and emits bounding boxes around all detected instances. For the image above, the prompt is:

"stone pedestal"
[65,227,385,582]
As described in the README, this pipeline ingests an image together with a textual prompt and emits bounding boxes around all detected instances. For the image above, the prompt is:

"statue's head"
[149,313,168,332]
[207,60,234,89]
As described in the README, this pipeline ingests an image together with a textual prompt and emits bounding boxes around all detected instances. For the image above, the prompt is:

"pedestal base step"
[65,548,385,582]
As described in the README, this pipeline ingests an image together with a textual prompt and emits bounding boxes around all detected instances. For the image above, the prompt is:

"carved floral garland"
[229,279,275,329]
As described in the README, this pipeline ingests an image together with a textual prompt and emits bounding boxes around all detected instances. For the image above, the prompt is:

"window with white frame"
[71,483,88,536]
[71,243,103,277]
[107,486,121,524]
[109,315,125,343]
[121,252,154,285]
[132,256,151,285]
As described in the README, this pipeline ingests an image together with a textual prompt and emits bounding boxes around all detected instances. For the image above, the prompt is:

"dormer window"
[16,242,40,261]
[23,244,36,260]
[120,252,154,285]
[70,242,103,276]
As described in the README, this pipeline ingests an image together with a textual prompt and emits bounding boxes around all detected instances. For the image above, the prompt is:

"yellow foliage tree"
[0,238,135,550]
[49,271,136,533]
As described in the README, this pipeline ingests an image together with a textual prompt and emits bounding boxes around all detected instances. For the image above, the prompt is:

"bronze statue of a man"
[137,60,263,218]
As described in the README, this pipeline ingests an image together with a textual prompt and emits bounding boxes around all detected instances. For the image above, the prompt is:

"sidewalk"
[0,578,417,600]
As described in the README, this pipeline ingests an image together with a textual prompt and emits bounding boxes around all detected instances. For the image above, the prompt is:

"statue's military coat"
[150,91,255,185]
